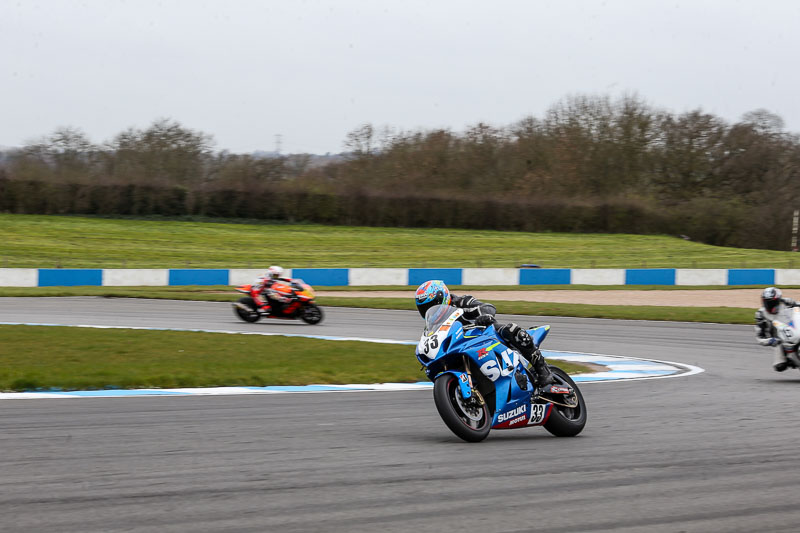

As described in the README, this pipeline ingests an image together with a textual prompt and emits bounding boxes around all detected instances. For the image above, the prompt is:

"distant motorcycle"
[770,306,800,370]
[232,279,323,325]
[416,304,586,442]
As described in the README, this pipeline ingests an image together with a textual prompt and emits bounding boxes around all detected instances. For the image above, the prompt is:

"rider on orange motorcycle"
[253,265,291,314]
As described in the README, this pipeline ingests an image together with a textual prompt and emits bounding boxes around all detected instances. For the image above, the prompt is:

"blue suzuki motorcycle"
[415,305,587,442]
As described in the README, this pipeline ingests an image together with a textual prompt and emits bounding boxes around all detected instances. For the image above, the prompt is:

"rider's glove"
[474,315,495,327]
[759,337,778,346]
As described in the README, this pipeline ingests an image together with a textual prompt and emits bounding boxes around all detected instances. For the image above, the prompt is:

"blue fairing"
[415,306,554,429]
[530,325,550,347]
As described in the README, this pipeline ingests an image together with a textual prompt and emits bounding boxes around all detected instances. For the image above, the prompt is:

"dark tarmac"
[1,298,799,532]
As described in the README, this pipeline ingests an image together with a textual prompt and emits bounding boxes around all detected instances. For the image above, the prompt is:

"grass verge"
[0,325,589,392]
[4,213,800,269]
[0,284,779,299]
[315,297,754,324]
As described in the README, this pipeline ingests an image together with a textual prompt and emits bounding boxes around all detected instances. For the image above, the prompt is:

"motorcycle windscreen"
[424,305,459,335]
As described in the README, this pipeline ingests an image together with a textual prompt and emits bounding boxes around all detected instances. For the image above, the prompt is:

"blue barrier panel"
[727,269,775,286]
[625,269,676,285]
[519,269,571,285]
[292,268,349,286]
[408,268,463,286]
[38,269,103,287]
[168,269,229,286]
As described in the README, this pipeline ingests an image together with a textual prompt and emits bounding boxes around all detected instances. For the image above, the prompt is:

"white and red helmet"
[267,265,285,280]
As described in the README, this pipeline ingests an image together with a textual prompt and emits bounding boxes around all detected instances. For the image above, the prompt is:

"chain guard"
[537,393,579,408]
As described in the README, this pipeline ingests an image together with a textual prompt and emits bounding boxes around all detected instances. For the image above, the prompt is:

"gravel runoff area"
[317,288,800,308]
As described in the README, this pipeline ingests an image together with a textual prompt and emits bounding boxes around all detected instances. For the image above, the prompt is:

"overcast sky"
[2,0,798,154]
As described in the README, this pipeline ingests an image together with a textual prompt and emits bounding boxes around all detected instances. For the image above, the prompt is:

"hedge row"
[0,178,778,249]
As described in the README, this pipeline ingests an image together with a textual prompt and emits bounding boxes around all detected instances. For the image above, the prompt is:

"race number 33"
[421,335,439,355]
[529,404,546,424]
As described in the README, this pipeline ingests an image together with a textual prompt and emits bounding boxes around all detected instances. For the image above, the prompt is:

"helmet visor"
[764,298,781,313]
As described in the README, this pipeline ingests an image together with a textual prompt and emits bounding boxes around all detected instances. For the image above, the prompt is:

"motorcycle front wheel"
[543,366,587,437]
[233,297,261,323]
[433,374,491,442]
[300,303,324,325]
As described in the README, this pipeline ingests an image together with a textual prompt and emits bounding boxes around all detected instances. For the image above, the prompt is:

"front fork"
[458,355,484,406]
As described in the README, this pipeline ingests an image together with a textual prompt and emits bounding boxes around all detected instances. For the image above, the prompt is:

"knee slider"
[515,328,533,348]
[500,323,532,348]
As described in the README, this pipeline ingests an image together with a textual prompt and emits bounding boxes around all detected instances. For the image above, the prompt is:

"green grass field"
[4,213,765,391]
[0,325,588,392]
[0,213,761,390]
[2,213,798,269]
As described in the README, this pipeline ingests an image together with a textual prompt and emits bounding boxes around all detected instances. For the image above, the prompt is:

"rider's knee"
[498,323,532,350]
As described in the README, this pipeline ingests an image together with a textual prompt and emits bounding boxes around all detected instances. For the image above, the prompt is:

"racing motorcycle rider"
[415,280,555,385]
[252,265,289,314]
[755,286,799,371]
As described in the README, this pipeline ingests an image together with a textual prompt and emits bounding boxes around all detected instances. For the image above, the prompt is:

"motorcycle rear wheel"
[433,374,491,443]
[543,366,587,437]
[300,303,324,325]
[234,297,261,323]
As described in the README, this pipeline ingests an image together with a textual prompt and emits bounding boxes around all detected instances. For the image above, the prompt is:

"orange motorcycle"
[232,278,324,325]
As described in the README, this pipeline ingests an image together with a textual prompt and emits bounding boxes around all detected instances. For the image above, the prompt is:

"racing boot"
[774,347,790,372]
[530,349,555,386]
[256,297,271,315]
[500,323,555,386]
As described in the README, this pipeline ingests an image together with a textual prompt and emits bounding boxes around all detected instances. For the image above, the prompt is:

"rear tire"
[433,374,491,442]
[234,297,261,323]
[300,303,324,325]
[543,366,587,437]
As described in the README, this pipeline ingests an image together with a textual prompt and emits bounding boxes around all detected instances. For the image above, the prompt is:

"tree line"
[2,95,799,250]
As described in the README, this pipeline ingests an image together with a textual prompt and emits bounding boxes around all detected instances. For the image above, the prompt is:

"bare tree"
[108,118,214,185]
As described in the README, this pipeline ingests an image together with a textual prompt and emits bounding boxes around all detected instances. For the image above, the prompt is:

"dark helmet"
[762,286,782,314]
[415,280,452,318]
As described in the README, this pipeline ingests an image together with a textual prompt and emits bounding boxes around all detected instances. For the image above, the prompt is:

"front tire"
[543,366,587,437]
[433,374,491,442]
[300,303,324,324]
[233,297,261,323]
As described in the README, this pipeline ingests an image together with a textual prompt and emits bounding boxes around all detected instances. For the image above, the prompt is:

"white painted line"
[0,322,415,345]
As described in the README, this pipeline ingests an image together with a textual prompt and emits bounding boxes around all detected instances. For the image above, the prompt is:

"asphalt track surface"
[3,297,800,532]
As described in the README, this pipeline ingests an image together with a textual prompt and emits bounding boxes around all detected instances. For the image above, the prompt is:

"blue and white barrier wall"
[2,268,799,287]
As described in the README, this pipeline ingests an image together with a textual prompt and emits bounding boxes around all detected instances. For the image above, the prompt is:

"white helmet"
[762,286,782,314]
[267,265,284,280]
